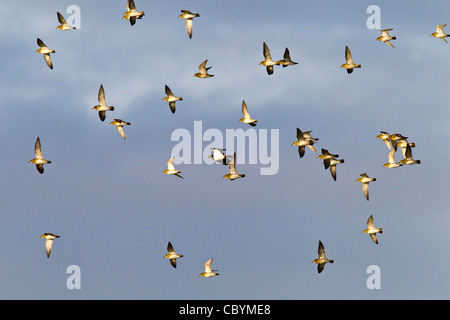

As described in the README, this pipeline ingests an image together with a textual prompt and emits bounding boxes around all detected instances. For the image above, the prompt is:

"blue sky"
[0,0,449,299]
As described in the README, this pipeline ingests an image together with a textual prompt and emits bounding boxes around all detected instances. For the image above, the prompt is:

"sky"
[0,0,449,300]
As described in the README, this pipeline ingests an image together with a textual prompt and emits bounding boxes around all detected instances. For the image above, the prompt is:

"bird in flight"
[123,0,145,26]
[400,143,421,166]
[164,242,184,268]
[40,233,60,258]
[312,240,334,274]
[56,11,76,30]
[224,152,245,180]
[36,38,55,69]
[163,156,184,179]
[430,24,450,43]
[356,173,376,201]
[163,85,183,114]
[292,128,314,159]
[363,215,383,244]
[199,258,219,278]
[341,45,361,74]
[239,100,258,127]
[110,119,131,140]
[278,47,298,67]
[328,157,345,181]
[209,148,231,165]
[260,42,280,75]
[194,59,214,78]
[29,137,51,174]
[383,149,403,168]
[92,84,115,122]
[178,10,200,39]
[376,28,396,48]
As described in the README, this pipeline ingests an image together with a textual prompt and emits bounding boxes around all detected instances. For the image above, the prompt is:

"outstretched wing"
[436,24,447,33]
[298,146,305,158]
[185,19,193,39]
[45,239,54,258]
[228,153,237,174]
[387,149,397,163]
[242,100,251,118]
[367,215,375,228]
[165,85,174,97]
[380,28,392,36]
[98,111,106,122]
[34,137,44,159]
[384,40,394,48]
[318,241,326,258]
[169,101,176,114]
[98,84,106,105]
[198,59,208,73]
[204,258,213,273]
[57,12,68,25]
[330,164,337,181]
[362,183,369,201]
[296,128,304,140]
[37,38,46,48]
[127,0,137,11]
[116,126,126,140]
[370,233,378,244]
[167,156,175,170]
[405,143,413,159]
[43,54,53,69]
[263,42,272,60]
[167,241,175,253]
[345,46,354,64]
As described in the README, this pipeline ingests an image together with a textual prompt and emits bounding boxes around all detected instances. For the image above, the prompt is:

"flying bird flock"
[22,0,444,298]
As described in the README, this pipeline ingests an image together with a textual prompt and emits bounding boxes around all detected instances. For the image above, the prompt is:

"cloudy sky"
[0,0,449,300]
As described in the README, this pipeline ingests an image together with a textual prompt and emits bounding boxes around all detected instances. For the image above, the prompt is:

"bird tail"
[379,228,383,234]
[416,160,421,164]
[391,36,397,40]
[109,106,115,111]
[329,260,334,263]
